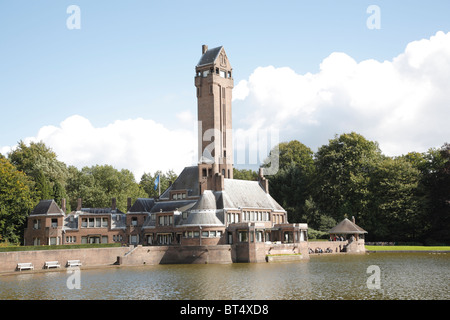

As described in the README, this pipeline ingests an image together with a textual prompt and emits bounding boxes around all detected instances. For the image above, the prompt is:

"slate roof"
[150,199,197,213]
[30,200,64,216]
[197,46,223,67]
[160,166,199,199]
[128,198,156,213]
[218,179,285,211]
[328,218,368,234]
[190,190,217,211]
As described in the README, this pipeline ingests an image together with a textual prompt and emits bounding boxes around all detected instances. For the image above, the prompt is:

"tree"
[0,158,36,244]
[313,132,383,226]
[419,144,450,244]
[368,156,423,241]
[262,140,316,223]
[66,165,147,212]
[233,168,258,181]
[140,170,178,198]
[8,141,69,201]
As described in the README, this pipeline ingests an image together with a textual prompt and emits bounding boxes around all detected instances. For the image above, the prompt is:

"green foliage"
[0,157,36,244]
[264,134,449,244]
[140,170,178,198]
[66,165,147,212]
[264,141,315,223]
[233,168,258,181]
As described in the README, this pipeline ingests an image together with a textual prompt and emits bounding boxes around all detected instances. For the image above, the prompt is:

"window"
[238,231,248,242]
[81,236,88,244]
[220,70,226,78]
[50,237,57,246]
[256,231,263,242]
[88,218,94,227]
[33,219,41,230]
[193,231,199,238]
[95,218,101,227]
[66,236,76,243]
[81,218,87,228]
[202,231,209,238]
[132,217,138,226]
[51,218,58,228]
[102,236,108,244]
[202,70,209,77]
[102,217,108,227]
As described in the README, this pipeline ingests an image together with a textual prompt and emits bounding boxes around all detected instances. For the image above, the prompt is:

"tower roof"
[328,218,368,234]
[30,200,64,216]
[197,46,223,67]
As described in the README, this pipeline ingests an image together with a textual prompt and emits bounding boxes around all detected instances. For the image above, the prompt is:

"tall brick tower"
[195,45,234,191]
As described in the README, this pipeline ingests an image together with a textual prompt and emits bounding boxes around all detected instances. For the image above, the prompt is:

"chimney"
[202,44,208,54]
[215,172,224,191]
[258,168,269,193]
[76,198,82,211]
[352,216,355,224]
[61,198,66,214]
[111,198,117,211]
[127,197,132,212]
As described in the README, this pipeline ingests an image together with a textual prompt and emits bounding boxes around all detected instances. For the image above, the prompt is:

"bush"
[308,228,328,240]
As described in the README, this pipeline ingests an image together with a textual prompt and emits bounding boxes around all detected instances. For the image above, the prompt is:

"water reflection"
[0,253,448,300]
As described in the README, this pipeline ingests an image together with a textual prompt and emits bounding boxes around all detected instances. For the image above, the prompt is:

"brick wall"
[0,247,130,273]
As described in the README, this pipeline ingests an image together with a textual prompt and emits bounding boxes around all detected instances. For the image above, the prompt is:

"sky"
[1,1,450,179]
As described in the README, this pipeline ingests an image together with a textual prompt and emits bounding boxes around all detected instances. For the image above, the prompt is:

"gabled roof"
[197,46,223,67]
[328,218,368,234]
[30,200,64,216]
[160,166,199,199]
[129,198,156,213]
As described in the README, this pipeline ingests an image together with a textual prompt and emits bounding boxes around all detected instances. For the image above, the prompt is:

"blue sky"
[1,1,450,177]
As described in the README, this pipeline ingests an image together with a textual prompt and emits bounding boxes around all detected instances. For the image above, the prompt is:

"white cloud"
[233,31,450,156]
[2,115,197,180]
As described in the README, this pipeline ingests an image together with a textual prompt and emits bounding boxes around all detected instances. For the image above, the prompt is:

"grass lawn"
[365,245,450,251]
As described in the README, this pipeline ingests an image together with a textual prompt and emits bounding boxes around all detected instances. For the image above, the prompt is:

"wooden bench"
[44,261,61,269]
[66,260,82,267]
[17,263,34,271]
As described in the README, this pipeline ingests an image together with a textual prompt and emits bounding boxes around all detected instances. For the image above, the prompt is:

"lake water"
[0,252,448,300]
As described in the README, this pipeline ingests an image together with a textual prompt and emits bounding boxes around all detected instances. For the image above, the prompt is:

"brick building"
[23,45,309,262]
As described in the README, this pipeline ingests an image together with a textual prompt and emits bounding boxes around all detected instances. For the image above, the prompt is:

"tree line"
[0,141,177,244]
[0,132,449,245]
[263,133,449,245]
